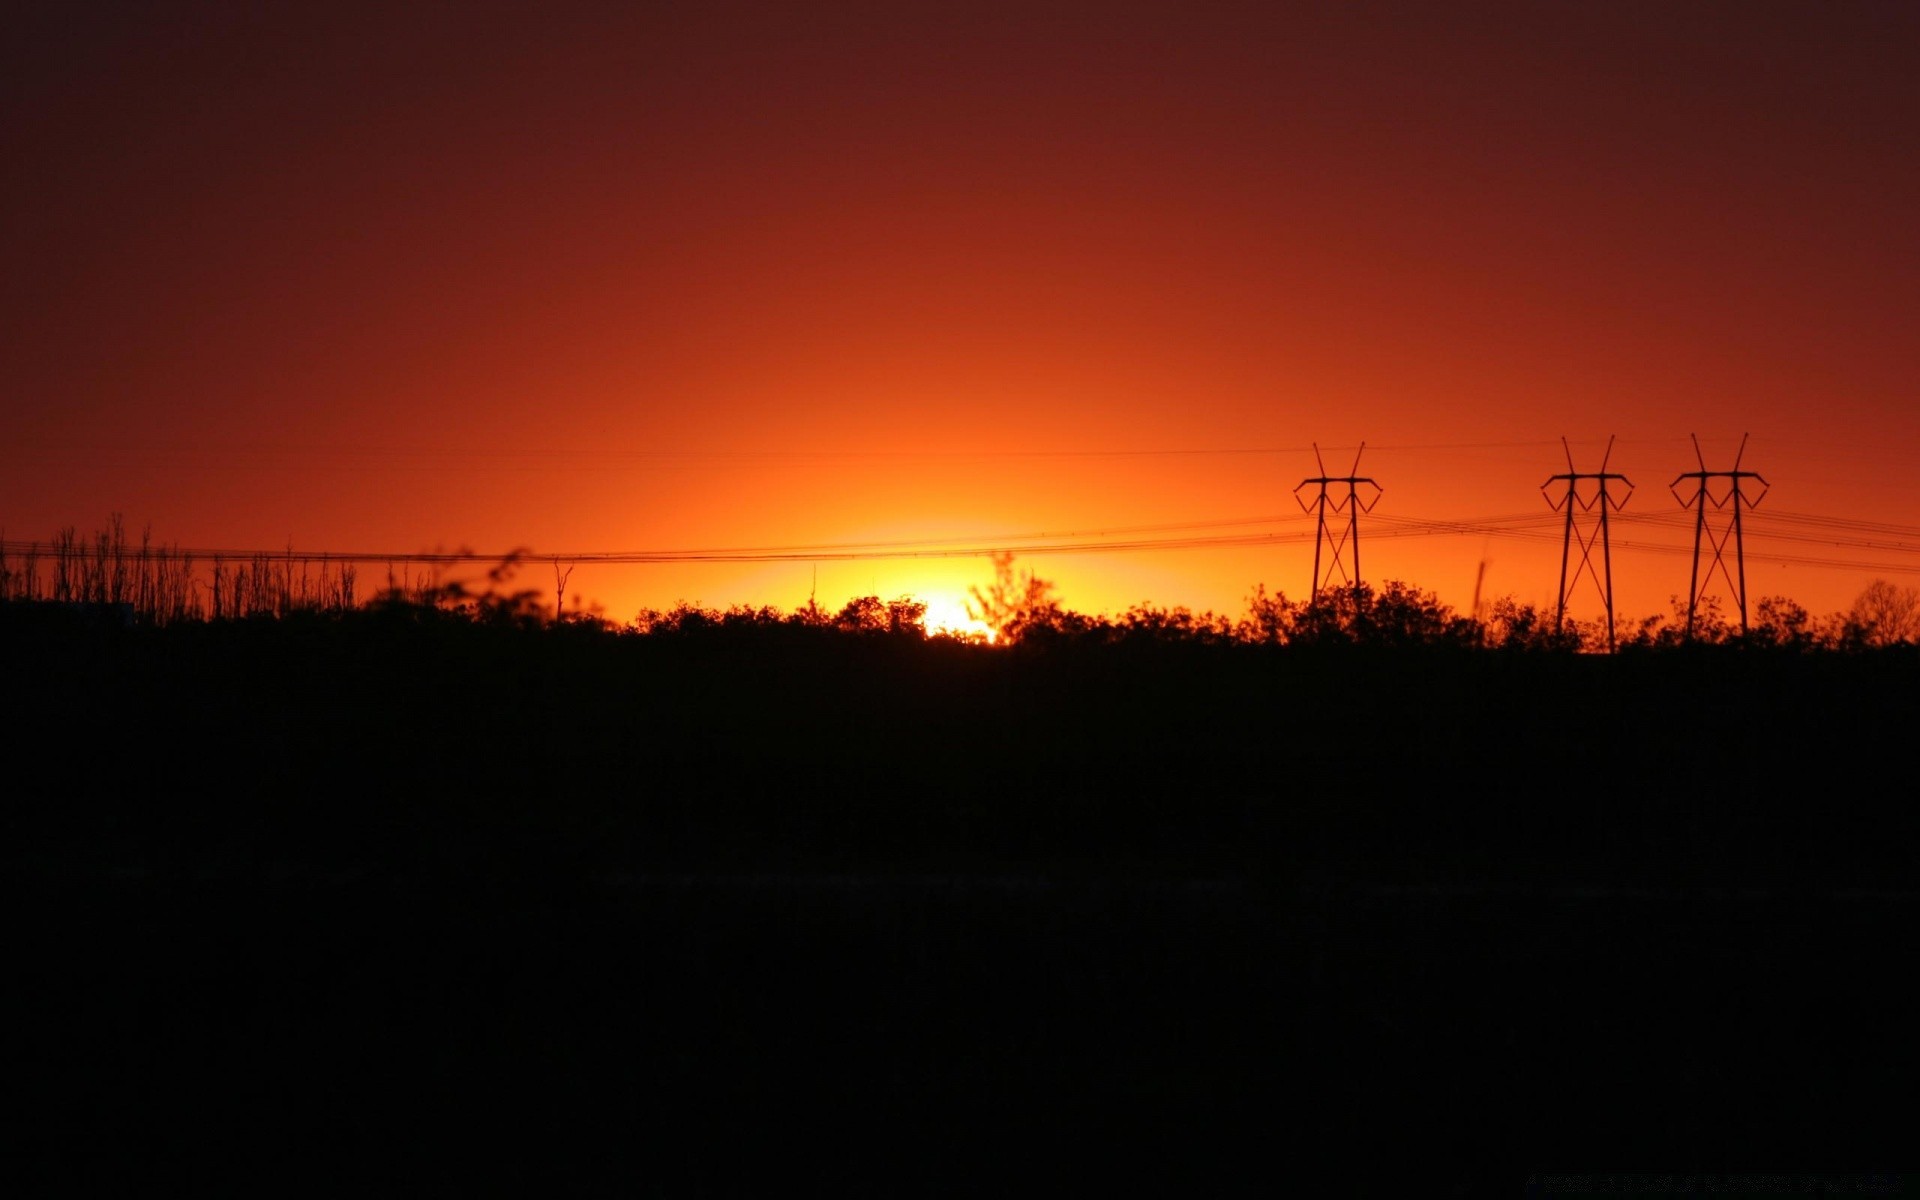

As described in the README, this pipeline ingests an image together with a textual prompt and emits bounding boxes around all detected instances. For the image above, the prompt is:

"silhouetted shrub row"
[627,580,1905,655]
[7,521,1917,650]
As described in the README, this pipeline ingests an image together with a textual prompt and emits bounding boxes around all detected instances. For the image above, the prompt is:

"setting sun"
[921,594,995,642]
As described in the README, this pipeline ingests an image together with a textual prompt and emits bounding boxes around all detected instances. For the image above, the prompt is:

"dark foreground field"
[7,613,1916,1192]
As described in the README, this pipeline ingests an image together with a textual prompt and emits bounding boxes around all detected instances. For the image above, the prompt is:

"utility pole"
[1543,436,1633,650]
[1294,442,1381,601]
[1671,433,1768,639]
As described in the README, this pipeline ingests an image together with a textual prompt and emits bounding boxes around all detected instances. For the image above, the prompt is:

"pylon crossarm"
[1744,480,1769,508]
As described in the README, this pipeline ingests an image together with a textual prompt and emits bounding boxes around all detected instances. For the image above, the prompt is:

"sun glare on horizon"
[922,594,996,642]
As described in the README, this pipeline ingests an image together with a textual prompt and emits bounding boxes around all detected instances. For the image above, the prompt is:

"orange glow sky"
[6,2,1917,627]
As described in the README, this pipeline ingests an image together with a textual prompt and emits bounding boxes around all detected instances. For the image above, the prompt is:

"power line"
[7,437,1584,464]
[8,504,1920,575]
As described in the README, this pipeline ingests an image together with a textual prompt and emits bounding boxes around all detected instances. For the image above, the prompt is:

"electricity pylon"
[1294,442,1381,601]
[1543,436,1633,650]
[1670,432,1768,638]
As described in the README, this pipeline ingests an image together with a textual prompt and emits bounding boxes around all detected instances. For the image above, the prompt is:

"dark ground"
[5,614,1916,1192]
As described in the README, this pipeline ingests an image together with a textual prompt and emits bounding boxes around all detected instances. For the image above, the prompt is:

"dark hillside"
[11,613,1913,879]
[6,614,1915,1190]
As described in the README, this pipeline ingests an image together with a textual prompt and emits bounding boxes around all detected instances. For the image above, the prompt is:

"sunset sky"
[6,1,1917,629]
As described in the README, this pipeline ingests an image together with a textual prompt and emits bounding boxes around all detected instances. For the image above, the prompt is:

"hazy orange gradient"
[6,2,1916,627]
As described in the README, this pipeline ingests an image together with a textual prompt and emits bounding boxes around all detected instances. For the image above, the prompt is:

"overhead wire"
[7,501,1920,575]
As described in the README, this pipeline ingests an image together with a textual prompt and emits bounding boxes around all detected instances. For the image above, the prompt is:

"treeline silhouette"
[10,537,1914,880]
[12,516,1920,650]
[7,523,1917,1190]
[638,575,1897,653]
[10,517,1918,652]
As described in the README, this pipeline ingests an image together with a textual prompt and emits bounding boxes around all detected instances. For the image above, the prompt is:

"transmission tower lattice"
[1543,436,1633,650]
[1671,432,1768,638]
[1294,442,1381,600]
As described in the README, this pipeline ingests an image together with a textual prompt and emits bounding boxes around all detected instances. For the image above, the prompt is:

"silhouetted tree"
[1236,583,1298,645]
[835,595,889,632]
[1743,595,1830,651]
[967,553,1063,643]
[721,603,785,629]
[886,595,928,636]
[832,594,928,635]
[1288,581,1477,648]
[1849,579,1920,645]
[789,593,831,627]
[1114,602,1235,645]
[1480,597,1582,652]
[631,601,718,635]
